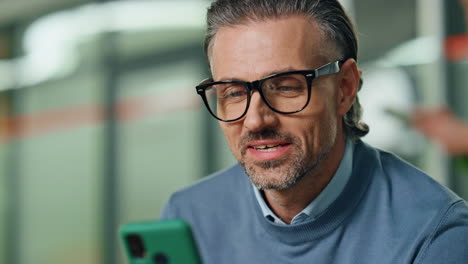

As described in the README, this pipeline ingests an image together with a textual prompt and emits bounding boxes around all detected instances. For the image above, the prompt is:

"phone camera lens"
[125,234,146,258]
[153,253,169,264]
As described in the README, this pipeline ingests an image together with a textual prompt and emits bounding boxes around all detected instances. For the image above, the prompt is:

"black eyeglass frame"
[195,60,344,122]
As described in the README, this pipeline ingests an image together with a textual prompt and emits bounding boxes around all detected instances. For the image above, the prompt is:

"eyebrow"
[214,67,304,82]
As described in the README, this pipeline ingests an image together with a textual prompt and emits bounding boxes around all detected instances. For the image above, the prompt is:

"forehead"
[209,16,336,81]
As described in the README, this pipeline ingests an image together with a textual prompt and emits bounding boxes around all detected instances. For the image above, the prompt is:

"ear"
[336,59,360,116]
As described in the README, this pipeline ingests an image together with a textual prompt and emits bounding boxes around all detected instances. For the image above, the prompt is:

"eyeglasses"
[195,60,343,122]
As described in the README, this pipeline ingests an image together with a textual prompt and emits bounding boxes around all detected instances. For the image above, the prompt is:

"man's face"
[209,16,346,190]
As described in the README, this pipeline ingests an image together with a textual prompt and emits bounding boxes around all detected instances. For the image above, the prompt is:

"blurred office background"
[0,0,467,263]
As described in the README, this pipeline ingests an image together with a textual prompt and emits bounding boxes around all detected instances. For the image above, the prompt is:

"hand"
[412,107,468,155]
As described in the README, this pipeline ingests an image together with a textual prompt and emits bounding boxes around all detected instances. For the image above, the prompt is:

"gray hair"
[204,0,369,140]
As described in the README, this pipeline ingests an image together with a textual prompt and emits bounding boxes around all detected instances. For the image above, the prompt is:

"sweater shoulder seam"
[414,199,464,264]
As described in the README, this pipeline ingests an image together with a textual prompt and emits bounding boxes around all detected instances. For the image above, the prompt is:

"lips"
[246,140,291,160]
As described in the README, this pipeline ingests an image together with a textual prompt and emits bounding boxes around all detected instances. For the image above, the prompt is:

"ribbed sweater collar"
[245,140,375,244]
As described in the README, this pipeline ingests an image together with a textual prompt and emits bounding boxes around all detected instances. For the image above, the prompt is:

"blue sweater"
[161,141,468,263]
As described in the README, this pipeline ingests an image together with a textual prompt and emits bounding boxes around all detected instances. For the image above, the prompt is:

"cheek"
[309,86,340,130]
[298,93,332,128]
[295,96,338,146]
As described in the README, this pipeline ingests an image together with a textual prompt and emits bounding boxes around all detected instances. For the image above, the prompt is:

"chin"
[241,159,307,190]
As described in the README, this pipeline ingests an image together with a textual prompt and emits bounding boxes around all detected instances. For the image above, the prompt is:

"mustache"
[239,129,296,151]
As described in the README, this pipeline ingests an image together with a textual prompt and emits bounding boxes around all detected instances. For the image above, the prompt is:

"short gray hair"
[204,0,369,140]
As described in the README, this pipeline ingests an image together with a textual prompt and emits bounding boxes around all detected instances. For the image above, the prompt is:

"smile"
[246,141,291,161]
[252,144,285,152]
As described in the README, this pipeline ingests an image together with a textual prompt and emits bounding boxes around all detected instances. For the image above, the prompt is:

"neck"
[263,133,346,224]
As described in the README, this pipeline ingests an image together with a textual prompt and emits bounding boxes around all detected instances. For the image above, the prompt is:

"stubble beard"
[238,129,336,191]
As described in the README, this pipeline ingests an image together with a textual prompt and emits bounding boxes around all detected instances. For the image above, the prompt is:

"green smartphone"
[119,220,202,264]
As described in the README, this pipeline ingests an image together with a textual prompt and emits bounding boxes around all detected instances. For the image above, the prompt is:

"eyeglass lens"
[204,73,309,121]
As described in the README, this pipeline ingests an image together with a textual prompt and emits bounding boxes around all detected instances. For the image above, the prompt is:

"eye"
[217,84,247,101]
[225,88,247,98]
[276,85,302,92]
[264,75,306,97]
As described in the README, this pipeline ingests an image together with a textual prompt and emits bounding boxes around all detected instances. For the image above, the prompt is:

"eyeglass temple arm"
[314,61,342,77]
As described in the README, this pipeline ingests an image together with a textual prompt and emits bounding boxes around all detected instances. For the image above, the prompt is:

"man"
[161,0,468,263]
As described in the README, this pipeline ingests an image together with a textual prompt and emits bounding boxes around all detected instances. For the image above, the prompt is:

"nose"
[243,91,279,132]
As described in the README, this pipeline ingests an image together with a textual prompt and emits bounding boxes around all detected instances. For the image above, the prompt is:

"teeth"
[257,146,281,152]
[253,144,281,151]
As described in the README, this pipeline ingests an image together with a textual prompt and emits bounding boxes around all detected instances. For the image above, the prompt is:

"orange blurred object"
[444,34,468,62]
